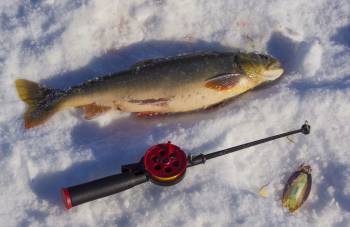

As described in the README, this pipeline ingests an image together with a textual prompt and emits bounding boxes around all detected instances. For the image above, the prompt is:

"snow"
[1,0,350,226]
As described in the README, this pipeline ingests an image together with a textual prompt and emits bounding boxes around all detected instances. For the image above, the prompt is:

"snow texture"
[1,0,350,226]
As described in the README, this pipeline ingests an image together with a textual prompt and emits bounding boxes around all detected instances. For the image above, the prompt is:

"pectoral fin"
[81,103,111,120]
[205,73,244,91]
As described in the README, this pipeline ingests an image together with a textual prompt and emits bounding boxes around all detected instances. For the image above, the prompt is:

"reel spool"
[143,142,187,185]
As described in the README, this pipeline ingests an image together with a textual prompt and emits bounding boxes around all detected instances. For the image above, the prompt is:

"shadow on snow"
[29,36,335,221]
[331,24,350,48]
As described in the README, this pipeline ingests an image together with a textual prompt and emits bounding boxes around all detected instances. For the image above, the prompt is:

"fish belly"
[112,79,253,113]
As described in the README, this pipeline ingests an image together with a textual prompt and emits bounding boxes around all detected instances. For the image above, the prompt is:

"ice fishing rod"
[61,121,311,209]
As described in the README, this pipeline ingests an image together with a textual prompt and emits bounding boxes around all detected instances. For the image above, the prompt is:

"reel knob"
[143,142,187,185]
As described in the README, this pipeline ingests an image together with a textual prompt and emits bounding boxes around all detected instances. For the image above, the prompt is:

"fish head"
[238,53,284,81]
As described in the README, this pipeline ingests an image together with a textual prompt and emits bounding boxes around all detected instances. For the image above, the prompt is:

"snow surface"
[1,0,350,226]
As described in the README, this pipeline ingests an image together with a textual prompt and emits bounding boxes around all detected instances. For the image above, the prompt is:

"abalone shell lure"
[282,164,312,212]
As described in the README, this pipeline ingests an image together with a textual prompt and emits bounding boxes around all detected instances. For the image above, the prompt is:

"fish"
[15,51,284,128]
[282,164,312,212]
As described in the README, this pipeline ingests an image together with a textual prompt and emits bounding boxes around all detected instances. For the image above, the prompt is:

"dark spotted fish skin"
[15,51,284,128]
[63,52,282,112]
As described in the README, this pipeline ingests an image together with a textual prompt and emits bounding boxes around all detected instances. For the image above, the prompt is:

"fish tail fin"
[15,79,65,129]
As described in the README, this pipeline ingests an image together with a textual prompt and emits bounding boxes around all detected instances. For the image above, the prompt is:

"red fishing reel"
[62,142,189,209]
[143,142,188,185]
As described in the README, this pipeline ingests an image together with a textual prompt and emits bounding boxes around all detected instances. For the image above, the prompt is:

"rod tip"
[301,121,311,135]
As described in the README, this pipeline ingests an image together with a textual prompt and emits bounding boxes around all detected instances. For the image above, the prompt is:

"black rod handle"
[62,172,148,209]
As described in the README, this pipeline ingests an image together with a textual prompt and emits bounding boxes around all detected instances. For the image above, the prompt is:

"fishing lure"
[282,164,312,212]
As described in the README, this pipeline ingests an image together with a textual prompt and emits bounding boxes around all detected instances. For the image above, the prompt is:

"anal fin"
[81,103,111,120]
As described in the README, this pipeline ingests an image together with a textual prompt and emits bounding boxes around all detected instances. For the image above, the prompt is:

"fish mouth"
[262,68,284,80]
[262,61,284,80]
